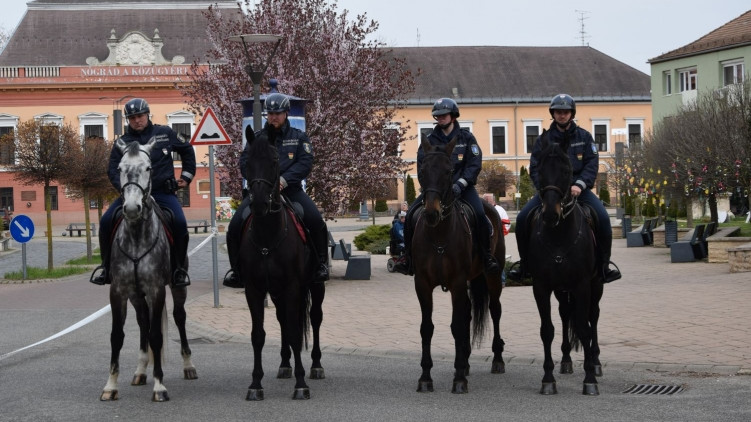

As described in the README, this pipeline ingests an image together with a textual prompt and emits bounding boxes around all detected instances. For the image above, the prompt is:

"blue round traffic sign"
[9,215,35,243]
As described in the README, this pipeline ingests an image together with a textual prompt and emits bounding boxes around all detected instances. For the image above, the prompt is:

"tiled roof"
[649,10,751,64]
[392,46,650,104]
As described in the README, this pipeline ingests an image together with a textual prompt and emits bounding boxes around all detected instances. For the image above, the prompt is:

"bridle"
[119,149,153,220]
[420,151,456,223]
[539,184,577,226]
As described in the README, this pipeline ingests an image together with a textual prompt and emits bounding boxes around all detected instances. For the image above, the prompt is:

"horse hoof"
[491,361,506,374]
[184,368,198,380]
[246,388,264,401]
[560,362,574,374]
[100,390,119,401]
[310,367,325,380]
[131,374,147,385]
[416,380,434,392]
[277,367,292,379]
[452,380,468,394]
[583,383,600,395]
[593,365,603,377]
[152,391,170,402]
[540,382,558,395]
[292,387,310,400]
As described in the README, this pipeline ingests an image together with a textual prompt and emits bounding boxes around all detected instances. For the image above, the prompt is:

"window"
[176,188,190,207]
[523,122,541,153]
[79,113,108,141]
[489,121,507,154]
[663,71,672,95]
[170,123,192,162]
[593,124,608,152]
[628,123,642,148]
[84,125,104,139]
[196,180,211,194]
[0,126,14,165]
[679,68,697,92]
[0,187,13,211]
[46,186,58,211]
[723,61,744,86]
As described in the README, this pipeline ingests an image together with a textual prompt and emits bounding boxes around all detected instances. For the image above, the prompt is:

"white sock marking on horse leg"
[134,350,149,376]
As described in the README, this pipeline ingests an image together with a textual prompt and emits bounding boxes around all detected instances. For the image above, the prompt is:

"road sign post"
[10,215,35,280]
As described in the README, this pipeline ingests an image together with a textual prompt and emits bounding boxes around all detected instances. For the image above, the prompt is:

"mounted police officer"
[90,98,196,287]
[223,93,329,287]
[393,98,500,275]
[508,94,621,283]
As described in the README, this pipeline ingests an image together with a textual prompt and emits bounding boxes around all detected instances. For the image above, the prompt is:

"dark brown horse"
[411,135,506,394]
[527,130,602,395]
[237,127,325,400]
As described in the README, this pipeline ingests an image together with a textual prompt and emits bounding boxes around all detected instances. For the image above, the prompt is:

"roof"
[0,0,237,66]
[649,10,751,64]
[390,46,650,105]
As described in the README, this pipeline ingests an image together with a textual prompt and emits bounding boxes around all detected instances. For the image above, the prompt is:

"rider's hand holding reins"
[570,185,582,197]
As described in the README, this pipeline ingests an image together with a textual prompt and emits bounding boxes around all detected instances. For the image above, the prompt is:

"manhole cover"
[623,384,684,395]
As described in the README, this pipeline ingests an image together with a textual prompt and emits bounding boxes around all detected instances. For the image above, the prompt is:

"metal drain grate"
[623,384,684,395]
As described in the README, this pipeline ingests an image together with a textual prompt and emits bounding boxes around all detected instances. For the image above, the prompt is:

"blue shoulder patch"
[591,144,598,154]
[471,144,480,156]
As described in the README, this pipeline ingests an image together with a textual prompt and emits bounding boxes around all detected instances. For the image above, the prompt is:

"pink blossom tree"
[182,0,416,217]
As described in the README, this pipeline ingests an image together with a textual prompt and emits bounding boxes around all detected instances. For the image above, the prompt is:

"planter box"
[706,227,745,263]
[728,242,751,273]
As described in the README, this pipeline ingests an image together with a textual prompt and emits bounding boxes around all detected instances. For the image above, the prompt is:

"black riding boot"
[507,226,528,281]
[312,223,330,283]
[223,202,247,288]
[90,233,111,285]
[480,222,500,273]
[600,236,621,283]
[393,210,414,276]
[172,233,191,288]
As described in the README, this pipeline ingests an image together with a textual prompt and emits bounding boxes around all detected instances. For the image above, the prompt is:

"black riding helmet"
[264,93,290,113]
[124,98,150,117]
[548,94,576,119]
[431,98,460,119]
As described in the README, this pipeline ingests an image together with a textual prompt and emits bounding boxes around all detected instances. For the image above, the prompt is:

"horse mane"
[538,132,572,190]
[123,140,142,157]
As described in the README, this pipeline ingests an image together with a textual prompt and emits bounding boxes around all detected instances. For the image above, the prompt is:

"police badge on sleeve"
[471,144,480,156]
[304,143,312,154]
[591,144,598,155]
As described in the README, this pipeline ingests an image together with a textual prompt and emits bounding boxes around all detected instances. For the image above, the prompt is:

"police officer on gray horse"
[223,93,329,287]
[90,97,195,287]
[508,94,621,284]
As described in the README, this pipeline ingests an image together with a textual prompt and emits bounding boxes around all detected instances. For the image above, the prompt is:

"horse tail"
[566,296,582,352]
[161,305,168,364]
[469,276,489,347]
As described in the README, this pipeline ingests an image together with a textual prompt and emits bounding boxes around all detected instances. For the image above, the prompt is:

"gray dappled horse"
[100,137,197,402]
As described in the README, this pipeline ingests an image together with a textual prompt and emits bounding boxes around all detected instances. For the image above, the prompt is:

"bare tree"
[11,120,80,270]
[477,160,514,199]
[182,0,416,217]
[58,136,114,261]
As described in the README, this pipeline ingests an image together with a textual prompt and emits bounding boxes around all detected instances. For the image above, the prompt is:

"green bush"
[375,199,388,212]
[353,224,392,254]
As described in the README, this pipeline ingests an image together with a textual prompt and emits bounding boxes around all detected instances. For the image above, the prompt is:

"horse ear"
[115,137,127,154]
[245,124,255,146]
[420,133,431,153]
[143,136,158,153]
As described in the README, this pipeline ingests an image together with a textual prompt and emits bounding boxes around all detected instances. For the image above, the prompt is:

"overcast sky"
[1,0,749,74]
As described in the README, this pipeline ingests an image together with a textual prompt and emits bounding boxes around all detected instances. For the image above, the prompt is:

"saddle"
[240,196,307,243]
[110,204,175,245]
[412,199,491,247]
[528,201,598,244]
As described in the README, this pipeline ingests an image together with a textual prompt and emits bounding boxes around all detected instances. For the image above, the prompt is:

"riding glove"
[452,183,463,197]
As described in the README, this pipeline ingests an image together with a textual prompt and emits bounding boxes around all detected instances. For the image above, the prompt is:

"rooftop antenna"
[416,28,420,47]
[575,10,590,46]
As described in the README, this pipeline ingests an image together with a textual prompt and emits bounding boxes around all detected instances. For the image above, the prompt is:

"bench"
[0,237,10,251]
[626,217,657,247]
[670,224,705,262]
[706,226,744,263]
[186,219,209,234]
[328,231,350,261]
[339,239,371,280]
[66,222,96,237]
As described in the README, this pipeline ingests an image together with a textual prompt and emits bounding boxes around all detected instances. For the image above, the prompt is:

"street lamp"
[228,34,283,131]
[99,95,134,136]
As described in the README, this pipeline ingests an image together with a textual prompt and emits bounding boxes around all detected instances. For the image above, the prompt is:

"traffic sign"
[9,215,35,243]
[190,107,232,146]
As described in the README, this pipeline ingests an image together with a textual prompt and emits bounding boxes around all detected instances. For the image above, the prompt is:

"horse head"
[537,130,573,226]
[245,125,280,217]
[117,137,156,222]
[418,134,456,227]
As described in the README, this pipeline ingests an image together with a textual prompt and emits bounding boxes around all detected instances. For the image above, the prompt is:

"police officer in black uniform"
[393,98,499,275]
[223,93,329,287]
[90,98,196,287]
[508,94,621,283]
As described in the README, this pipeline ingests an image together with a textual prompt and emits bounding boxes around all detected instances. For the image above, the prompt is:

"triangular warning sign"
[190,107,232,146]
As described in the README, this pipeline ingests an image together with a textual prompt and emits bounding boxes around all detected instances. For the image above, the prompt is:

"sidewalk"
[184,216,751,375]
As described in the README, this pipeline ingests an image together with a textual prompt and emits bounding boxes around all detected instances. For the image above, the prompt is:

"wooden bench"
[66,222,96,237]
[186,219,209,233]
[626,217,657,247]
[339,239,370,280]
[670,224,705,262]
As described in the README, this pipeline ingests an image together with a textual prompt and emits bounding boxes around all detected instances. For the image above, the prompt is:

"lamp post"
[228,34,283,132]
[99,95,134,137]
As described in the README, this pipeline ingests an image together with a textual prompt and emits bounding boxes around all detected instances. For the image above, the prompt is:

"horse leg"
[554,290,573,375]
[130,296,150,386]
[533,284,557,395]
[487,277,505,374]
[309,282,326,380]
[590,281,604,377]
[449,285,472,394]
[275,304,292,379]
[573,289,598,396]
[282,291,310,400]
[245,288,267,401]
[148,293,169,402]
[415,279,435,393]
[101,295,127,401]
[170,286,197,380]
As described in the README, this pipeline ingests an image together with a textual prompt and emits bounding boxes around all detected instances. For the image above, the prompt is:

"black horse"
[100,137,197,402]
[527,130,602,395]
[411,135,506,394]
[237,127,325,400]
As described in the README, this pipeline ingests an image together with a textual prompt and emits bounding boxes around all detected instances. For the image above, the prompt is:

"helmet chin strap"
[436,116,454,130]
[555,120,571,131]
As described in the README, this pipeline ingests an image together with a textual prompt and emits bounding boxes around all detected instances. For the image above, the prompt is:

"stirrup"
[222,269,244,288]
[315,264,329,283]
[392,258,413,276]
[603,261,622,283]
[507,260,525,281]
[90,266,108,286]
[172,268,191,288]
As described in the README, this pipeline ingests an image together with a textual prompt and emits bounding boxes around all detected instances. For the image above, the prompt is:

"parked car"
[0,208,12,230]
